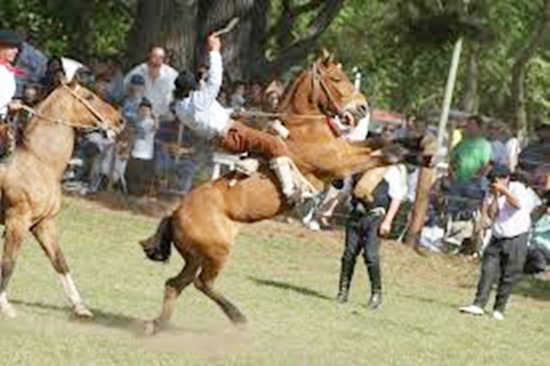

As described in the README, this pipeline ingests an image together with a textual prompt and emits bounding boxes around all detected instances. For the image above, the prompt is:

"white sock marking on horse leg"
[60,273,83,306]
[0,291,16,317]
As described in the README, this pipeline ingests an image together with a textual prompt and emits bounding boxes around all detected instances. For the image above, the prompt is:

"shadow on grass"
[12,299,141,331]
[399,293,458,308]
[248,277,332,301]
[513,278,550,301]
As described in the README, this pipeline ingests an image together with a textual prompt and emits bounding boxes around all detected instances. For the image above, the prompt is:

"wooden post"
[405,36,463,247]
[404,165,435,247]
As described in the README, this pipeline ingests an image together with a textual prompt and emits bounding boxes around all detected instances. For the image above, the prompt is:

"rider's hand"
[8,100,23,112]
[208,34,222,52]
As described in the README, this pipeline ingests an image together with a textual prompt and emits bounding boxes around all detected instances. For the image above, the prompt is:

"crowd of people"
[9,38,286,199]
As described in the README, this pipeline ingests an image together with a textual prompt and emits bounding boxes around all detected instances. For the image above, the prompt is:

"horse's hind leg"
[0,216,30,318]
[31,219,92,318]
[194,257,247,325]
[145,258,200,335]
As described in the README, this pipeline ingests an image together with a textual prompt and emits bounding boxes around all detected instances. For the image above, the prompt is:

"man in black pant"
[336,164,407,309]
[460,165,542,320]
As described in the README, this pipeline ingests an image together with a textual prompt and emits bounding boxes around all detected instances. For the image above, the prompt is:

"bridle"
[22,84,116,132]
[311,62,346,118]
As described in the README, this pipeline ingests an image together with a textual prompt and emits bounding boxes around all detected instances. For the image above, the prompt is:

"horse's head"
[49,79,124,136]
[281,50,369,128]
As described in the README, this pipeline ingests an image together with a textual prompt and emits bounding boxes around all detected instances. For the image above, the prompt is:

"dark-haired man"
[460,165,541,320]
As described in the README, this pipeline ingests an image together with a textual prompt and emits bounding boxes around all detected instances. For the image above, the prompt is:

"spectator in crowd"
[524,190,550,275]
[40,56,66,95]
[126,98,158,196]
[104,57,125,103]
[124,46,178,120]
[121,74,146,128]
[447,115,492,218]
[248,82,264,108]
[518,121,550,192]
[460,165,542,320]
[14,39,47,96]
[94,78,111,102]
[230,82,246,111]
[487,120,509,167]
[336,161,408,309]
[264,79,284,112]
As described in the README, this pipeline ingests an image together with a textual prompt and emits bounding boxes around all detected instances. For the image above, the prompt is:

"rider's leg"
[219,121,308,201]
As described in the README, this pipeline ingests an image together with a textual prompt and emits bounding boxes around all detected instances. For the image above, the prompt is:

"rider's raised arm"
[193,51,223,110]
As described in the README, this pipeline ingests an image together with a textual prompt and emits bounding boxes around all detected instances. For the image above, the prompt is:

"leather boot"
[367,264,382,309]
[336,259,355,303]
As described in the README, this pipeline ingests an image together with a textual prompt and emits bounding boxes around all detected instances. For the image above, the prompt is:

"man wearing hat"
[0,30,24,159]
[460,164,542,320]
[172,34,314,203]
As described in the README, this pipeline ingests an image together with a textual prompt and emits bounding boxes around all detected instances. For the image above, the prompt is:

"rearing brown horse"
[0,80,122,319]
[141,52,433,334]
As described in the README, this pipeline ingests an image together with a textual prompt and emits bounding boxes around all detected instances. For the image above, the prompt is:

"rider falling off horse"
[172,34,312,204]
[0,30,24,159]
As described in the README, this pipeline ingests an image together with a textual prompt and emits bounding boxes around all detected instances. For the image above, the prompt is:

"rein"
[22,84,112,131]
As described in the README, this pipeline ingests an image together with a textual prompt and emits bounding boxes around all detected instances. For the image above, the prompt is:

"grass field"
[0,197,548,365]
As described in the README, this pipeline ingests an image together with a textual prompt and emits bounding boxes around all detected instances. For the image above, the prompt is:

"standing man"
[460,165,541,320]
[0,30,24,159]
[336,163,408,309]
[124,46,178,121]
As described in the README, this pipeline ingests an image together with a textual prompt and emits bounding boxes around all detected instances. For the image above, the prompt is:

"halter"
[311,62,346,118]
[22,84,114,131]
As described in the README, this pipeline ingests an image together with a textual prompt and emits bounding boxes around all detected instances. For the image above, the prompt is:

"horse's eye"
[85,94,95,101]
[330,76,342,82]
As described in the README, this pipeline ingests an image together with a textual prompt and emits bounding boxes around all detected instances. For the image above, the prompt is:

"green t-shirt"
[530,214,550,251]
[451,137,492,182]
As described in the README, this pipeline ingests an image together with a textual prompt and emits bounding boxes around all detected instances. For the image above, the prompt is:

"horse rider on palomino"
[0,29,24,160]
[172,33,312,204]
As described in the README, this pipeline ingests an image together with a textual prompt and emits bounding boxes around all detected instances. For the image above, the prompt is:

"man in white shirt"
[0,30,24,159]
[460,164,542,320]
[336,163,408,309]
[172,34,312,204]
[124,46,178,120]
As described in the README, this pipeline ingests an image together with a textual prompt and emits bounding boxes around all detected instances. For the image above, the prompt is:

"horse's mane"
[278,68,310,113]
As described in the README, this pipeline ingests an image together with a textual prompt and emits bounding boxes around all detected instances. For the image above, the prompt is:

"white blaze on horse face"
[60,273,83,306]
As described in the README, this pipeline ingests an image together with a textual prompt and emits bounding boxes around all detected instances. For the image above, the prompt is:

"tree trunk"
[126,0,198,70]
[198,0,269,82]
[510,0,550,131]
[461,44,480,113]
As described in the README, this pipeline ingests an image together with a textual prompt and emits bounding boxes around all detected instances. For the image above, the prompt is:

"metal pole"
[436,37,463,152]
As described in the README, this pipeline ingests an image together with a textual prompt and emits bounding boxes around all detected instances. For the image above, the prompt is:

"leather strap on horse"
[21,84,112,131]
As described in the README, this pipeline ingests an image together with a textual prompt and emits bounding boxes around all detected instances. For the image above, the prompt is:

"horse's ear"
[320,49,335,66]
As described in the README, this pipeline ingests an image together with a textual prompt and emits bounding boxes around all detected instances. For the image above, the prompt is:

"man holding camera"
[459,165,542,320]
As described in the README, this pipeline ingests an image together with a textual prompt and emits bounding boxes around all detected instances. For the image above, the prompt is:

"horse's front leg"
[0,215,31,318]
[31,219,93,318]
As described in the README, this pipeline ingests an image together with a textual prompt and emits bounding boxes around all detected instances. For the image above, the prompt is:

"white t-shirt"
[383,164,408,201]
[491,181,541,238]
[0,64,16,117]
[506,137,521,171]
[61,58,85,82]
[490,140,509,166]
[131,117,156,160]
[124,63,178,119]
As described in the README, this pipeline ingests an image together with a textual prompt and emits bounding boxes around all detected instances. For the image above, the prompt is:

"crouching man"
[460,165,542,320]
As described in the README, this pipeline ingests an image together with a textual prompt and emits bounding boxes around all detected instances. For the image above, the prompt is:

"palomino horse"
[0,80,123,319]
[141,52,433,334]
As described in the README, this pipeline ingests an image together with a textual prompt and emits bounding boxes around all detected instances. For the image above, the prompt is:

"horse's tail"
[139,216,173,263]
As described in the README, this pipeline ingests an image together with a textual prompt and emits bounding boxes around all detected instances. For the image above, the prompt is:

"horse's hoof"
[143,320,159,336]
[0,305,17,319]
[73,303,93,319]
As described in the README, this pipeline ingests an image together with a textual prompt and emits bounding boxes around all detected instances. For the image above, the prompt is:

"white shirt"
[173,51,231,140]
[506,137,521,171]
[384,164,408,201]
[0,64,16,117]
[490,140,509,166]
[131,117,156,160]
[491,181,541,238]
[124,63,178,119]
